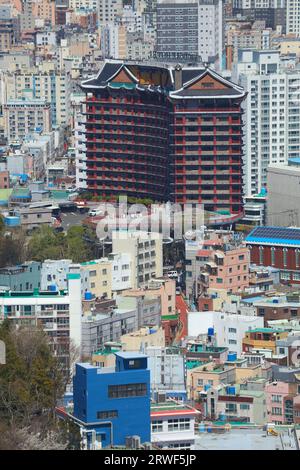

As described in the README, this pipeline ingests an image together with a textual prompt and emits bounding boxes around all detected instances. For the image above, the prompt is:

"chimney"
[174,64,182,90]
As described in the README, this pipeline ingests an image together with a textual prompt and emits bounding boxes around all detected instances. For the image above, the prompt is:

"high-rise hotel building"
[76,60,246,216]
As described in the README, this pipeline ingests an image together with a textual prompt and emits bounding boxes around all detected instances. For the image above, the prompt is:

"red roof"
[151,409,199,418]
[196,249,211,256]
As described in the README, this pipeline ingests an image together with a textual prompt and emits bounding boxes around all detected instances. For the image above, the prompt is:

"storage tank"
[49,284,57,292]
[227,352,237,362]
[208,327,214,336]
[84,291,93,300]
[4,216,20,226]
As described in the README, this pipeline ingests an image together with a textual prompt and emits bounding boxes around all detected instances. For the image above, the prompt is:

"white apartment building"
[286,0,300,36]
[188,311,264,356]
[0,273,82,360]
[5,68,72,127]
[234,49,300,196]
[198,0,224,65]
[97,0,123,25]
[4,99,52,142]
[41,254,132,298]
[147,346,186,391]
[112,231,163,289]
[109,252,132,293]
[151,401,200,449]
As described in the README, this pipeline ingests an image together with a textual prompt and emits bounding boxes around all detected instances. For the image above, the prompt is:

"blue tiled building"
[73,352,151,448]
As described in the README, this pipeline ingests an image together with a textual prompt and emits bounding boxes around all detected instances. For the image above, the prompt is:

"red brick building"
[245,226,300,284]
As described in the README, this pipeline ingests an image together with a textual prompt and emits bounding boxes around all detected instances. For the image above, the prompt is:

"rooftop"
[151,401,199,417]
[246,226,300,247]
[245,328,284,334]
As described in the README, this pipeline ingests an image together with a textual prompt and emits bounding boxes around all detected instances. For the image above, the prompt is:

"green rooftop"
[246,328,284,334]
[49,190,70,200]
[186,360,206,370]
[93,348,120,356]
[151,402,194,413]
[0,290,67,298]
[161,314,178,321]
[188,344,227,354]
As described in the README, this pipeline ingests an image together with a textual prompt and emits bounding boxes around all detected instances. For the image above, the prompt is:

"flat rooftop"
[246,226,300,247]
[195,428,297,450]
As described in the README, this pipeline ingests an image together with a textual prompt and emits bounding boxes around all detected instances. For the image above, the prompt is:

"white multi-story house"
[151,401,200,449]
[112,231,163,289]
[4,99,52,142]
[234,49,300,196]
[188,311,264,356]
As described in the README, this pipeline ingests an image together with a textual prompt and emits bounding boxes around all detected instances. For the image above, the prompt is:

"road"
[60,211,88,230]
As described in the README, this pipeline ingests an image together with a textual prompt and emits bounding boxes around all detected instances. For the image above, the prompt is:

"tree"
[0,229,27,268]
[0,322,65,428]
[27,225,66,261]
[66,226,92,262]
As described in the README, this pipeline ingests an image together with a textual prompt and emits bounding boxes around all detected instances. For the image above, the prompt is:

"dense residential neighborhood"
[1,0,300,453]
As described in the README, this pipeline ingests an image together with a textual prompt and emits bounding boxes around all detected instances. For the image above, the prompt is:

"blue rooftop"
[242,296,264,304]
[246,226,300,246]
[115,352,148,360]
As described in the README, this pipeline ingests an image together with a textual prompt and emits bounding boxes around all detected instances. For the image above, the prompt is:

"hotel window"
[271,395,282,403]
[259,246,264,265]
[151,420,163,433]
[283,249,288,268]
[296,249,300,268]
[271,247,275,266]
[272,407,282,415]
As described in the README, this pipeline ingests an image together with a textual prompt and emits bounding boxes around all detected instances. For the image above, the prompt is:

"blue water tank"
[49,284,57,292]
[149,328,157,334]
[208,327,214,336]
[4,216,20,226]
[199,423,206,433]
[84,291,93,300]
[207,427,212,433]
[204,384,211,391]
[227,386,236,395]
[219,413,226,422]
[227,352,237,362]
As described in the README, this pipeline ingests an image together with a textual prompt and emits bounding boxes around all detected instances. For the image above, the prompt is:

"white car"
[88,208,103,217]
[167,270,178,279]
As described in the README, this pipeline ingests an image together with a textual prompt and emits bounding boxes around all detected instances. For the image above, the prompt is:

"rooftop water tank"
[49,284,57,292]
[84,291,93,301]
[227,352,237,362]
[208,327,214,336]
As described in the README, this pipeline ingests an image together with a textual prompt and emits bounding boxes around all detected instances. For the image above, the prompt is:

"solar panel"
[249,226,300,241]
